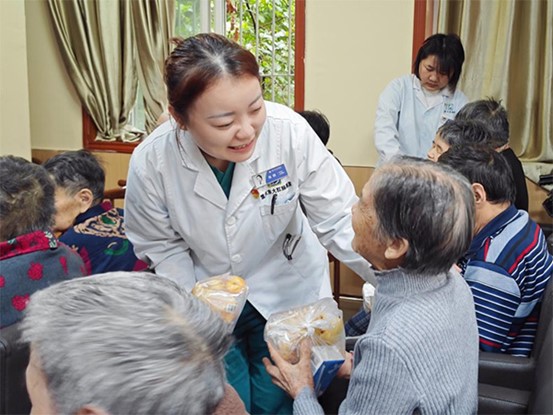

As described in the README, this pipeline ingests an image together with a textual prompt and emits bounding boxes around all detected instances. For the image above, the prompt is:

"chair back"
[528,322,552,414]
[103,179,127,206]
[533,278,552,358]
[0,322,31,415]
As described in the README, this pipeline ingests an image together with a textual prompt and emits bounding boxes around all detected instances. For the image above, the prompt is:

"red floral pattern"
[27,262,44,280]
[1,231,57,260]
[12,294,30,312]
[60,256,68,274]
[0,276,4,288]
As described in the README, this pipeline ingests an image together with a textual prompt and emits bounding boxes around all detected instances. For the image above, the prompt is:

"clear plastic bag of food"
[264,298,346,395]
[191,274,248,331]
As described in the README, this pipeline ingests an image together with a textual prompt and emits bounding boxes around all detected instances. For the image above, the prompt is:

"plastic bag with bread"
[192,274,248,331]
[264,298,345,364]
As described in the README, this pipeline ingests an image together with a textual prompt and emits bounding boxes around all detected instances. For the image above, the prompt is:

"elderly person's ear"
[384,238,408,260]
[77,188,94,212]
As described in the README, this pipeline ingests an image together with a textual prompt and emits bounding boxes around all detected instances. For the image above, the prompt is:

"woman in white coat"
[374,33,468,163]
[125,33,372,415]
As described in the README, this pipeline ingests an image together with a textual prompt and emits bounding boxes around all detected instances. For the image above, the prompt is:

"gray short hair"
[0,156,55,240]
[22,272,233,415]
[370,156,474,275]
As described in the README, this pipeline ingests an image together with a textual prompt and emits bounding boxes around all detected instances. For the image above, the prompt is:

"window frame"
[83,0,306,153]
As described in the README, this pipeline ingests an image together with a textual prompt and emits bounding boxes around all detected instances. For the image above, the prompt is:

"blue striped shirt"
[459,205,553,357]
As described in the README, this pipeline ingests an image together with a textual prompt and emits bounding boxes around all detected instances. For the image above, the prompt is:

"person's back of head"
[0,156,55,241]
[22,272,233,415]
[43,149,106,205]
[298,110,330,146]
[369,157,474,275]
[437,119,494,147]
[438,145,515,205]
[455,98,509,148]
[413,33,465,91]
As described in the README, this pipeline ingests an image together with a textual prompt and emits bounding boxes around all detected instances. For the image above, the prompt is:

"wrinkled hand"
[262,339,314,399]
[336,351,353,379]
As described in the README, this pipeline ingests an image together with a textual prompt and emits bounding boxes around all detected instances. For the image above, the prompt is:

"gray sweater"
[295,269,479,414]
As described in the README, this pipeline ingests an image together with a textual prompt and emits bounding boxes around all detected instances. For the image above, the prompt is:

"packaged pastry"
[264,298,345,395]
[192,274,248,330]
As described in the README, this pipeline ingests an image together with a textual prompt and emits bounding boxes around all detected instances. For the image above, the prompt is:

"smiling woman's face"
[182,75,267,172]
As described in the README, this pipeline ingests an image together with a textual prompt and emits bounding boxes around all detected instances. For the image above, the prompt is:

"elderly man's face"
[351,180,391,270]
[26,347,57,415]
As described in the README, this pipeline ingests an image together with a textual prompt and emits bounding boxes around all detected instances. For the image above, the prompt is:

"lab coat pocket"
[259,192,299,244]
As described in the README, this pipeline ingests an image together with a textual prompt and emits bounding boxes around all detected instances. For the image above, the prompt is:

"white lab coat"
[125,101,373,319]
[374,74,468,163]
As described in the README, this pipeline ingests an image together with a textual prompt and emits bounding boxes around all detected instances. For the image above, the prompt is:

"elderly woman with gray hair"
[264,157,480,414]
[21,272,247,415]
[0,156,86,328]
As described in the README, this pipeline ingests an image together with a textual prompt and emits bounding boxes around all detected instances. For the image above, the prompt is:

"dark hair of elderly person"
[454,97,528,211]
[0,155,55,241]
[438,145,552,357]
[427,119,493,162]
[0,156,86,328]
[455,98,509,148]
[42,150,105,232]
[21,272,247,415]
[43,150,147,274]
[264,156,480,413]
[439,144,515,205]
[297,110,330,146]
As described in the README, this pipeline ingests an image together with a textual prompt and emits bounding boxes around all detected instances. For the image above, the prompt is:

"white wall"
[304,0,414,167]
[20,0,414,161]
[0,0,32,159]
[25,0,82,151]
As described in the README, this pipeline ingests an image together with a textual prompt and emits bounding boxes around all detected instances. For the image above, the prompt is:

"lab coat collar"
[412,74,453,110]
[174,128,263,213]
[175,130,227,209]
[227,132,264,217]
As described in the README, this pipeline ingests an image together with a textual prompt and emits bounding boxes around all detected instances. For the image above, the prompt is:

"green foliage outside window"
[175,0,295,107]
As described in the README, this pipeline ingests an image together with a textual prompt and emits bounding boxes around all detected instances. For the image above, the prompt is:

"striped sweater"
[459,205,553,357]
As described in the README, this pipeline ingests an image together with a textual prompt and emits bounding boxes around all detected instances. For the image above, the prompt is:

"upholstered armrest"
[478,351,535,390]
[345,336,361,352]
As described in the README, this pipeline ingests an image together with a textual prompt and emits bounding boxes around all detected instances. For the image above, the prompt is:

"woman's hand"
[262,339,314,399]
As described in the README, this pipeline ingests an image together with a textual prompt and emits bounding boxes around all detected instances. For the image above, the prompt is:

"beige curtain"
[131,0,175,133]
[437,0,553,164]
[48,0,140,142]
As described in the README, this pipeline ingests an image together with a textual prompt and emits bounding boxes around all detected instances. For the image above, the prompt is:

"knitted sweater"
[295,269,479,414]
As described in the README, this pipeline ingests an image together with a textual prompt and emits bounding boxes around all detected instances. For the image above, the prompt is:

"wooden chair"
[328,252,341,305]
[103,179,127,205]
[0,322,31,415]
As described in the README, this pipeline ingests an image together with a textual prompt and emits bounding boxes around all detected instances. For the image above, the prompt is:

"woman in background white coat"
[374,33,468,163]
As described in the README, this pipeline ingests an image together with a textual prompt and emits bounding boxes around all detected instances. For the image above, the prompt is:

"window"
[84,0,305,152]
